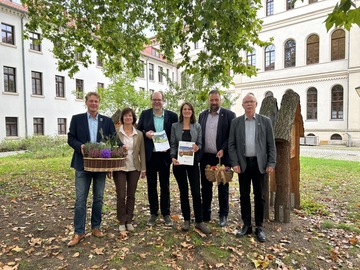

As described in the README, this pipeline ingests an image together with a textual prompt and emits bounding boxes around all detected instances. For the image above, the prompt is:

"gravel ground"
[300,145,360,162]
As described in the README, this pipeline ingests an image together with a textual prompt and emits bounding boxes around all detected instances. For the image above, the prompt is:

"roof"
[0,0,27,12]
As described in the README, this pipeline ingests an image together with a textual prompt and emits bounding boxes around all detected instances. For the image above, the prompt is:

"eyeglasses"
[151,99,163,102]
[243,100,256,104]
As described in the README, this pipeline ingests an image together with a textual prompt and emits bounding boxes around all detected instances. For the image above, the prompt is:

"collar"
[87,112,99,120]
[153,109,164,117]
[120,125,136,136]
[208,107,221,115]
[245,113,256,120]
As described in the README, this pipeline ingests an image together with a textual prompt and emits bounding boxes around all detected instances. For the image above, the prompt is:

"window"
[4,66,16,93]
[331,29,345,60]
[139,60,145,78]
[1,23,14,45]
[58,118,67,135]
[287,0,295,10]
[309,0,318,3]
[151,48,160,58]
[284,39,296,68]
[6,117,18,136]
[265,45,275,71]
[33,118,44,135]
[55,75,65,97]
[97,82,104,89]
[307,34,319,64]
[29,32,41,51]
[96,56,103,67]
[266,0,274,16]
[158,66,163,83]
[149,63,154,80]
[149,89,154,94]
[166,69,169,79]
[172,72,175,82]
[194,41,199,49]
[331,85,343,119]
[247,49,256,67]
[76,79,84,99]
[330,134,342,140]
[139,87,145,92]
[32,71,42,95]
[75,52,83,61]
[307,87,317,119]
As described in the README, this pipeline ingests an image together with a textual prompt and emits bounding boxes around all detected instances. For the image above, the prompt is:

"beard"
[210,104,219,112]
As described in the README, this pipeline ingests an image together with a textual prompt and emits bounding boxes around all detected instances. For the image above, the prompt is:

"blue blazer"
[170,122,202,163]
[228,113,276,174]
[198,107,236,166]
[68,112,117,171]
[137,108,178,166]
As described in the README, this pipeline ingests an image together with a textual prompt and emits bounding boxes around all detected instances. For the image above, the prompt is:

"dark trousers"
[113,170,140,225]
[146,152,171,216]
[239,158,265,227]
[200,153,229,221]
[173,163,203,223]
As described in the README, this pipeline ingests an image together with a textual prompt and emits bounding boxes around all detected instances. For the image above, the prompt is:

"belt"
[246,156,257,161]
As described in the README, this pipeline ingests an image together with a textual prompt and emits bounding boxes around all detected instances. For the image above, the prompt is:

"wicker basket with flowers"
[83,129,127,172]
[204,158,234,185]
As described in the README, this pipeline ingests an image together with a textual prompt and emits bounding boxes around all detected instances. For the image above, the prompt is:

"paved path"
[1,146,359,162]
[300,145,360,162]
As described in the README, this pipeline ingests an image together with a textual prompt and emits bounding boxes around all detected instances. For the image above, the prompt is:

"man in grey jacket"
[228,93,276,242]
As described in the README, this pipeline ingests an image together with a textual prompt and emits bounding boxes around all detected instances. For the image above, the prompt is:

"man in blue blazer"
[198,90,236,227]
[228,93,276,242]
[67,92,117,247]
[137,91,178,227]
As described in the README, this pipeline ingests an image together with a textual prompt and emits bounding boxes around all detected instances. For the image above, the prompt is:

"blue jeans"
[73,170,106,235]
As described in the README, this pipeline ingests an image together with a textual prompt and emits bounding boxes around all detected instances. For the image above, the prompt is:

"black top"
[182,129,191,142]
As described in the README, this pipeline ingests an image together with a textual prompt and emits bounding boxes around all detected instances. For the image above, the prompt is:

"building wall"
[234,0,360,146]
[0,2,178,141]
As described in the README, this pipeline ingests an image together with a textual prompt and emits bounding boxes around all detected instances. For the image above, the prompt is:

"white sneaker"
[119,225,126,232]
[126,223,135,231]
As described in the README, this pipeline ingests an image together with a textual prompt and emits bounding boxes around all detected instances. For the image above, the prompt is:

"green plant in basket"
[83,129,127,159]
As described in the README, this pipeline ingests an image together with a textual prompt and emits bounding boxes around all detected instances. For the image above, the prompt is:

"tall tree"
[22,0,269,87]
[97,73,151,117]
[163,72,238,116]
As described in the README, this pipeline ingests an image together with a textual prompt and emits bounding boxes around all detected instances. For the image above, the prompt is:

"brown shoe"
[67,234,85,247]
[91,228,104,238]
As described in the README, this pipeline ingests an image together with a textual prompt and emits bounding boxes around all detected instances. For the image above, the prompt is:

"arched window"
[247,49,256,67]
[265,45,275,71]
[265,91,273,97]
[307,133,315,136]
[331,85,343,119]
[307,34,319,64]
[307,87,317,119]
[330,134,342,140]
[331,29,345,60]
[284,39,296,67]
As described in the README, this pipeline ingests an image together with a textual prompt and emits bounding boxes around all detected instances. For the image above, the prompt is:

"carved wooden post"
[259,96,278,220]
[273,90,304,222]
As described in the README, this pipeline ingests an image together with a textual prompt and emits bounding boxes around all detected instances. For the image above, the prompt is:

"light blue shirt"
[87,112,98,143]
[153,110,164,132]
[245,114,256,157]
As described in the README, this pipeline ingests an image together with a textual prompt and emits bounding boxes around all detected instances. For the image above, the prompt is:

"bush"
[0,135,72,158]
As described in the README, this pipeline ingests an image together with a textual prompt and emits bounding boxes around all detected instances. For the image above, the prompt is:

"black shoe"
[255,227,266,242]
[218,216,227,227]
[236,225,252,237]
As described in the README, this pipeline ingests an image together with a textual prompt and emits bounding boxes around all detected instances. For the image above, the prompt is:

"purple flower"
[100,149,111,158]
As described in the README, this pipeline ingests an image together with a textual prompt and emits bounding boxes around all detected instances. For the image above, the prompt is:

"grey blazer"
[228,113,276,174]
[170,122,202,162]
